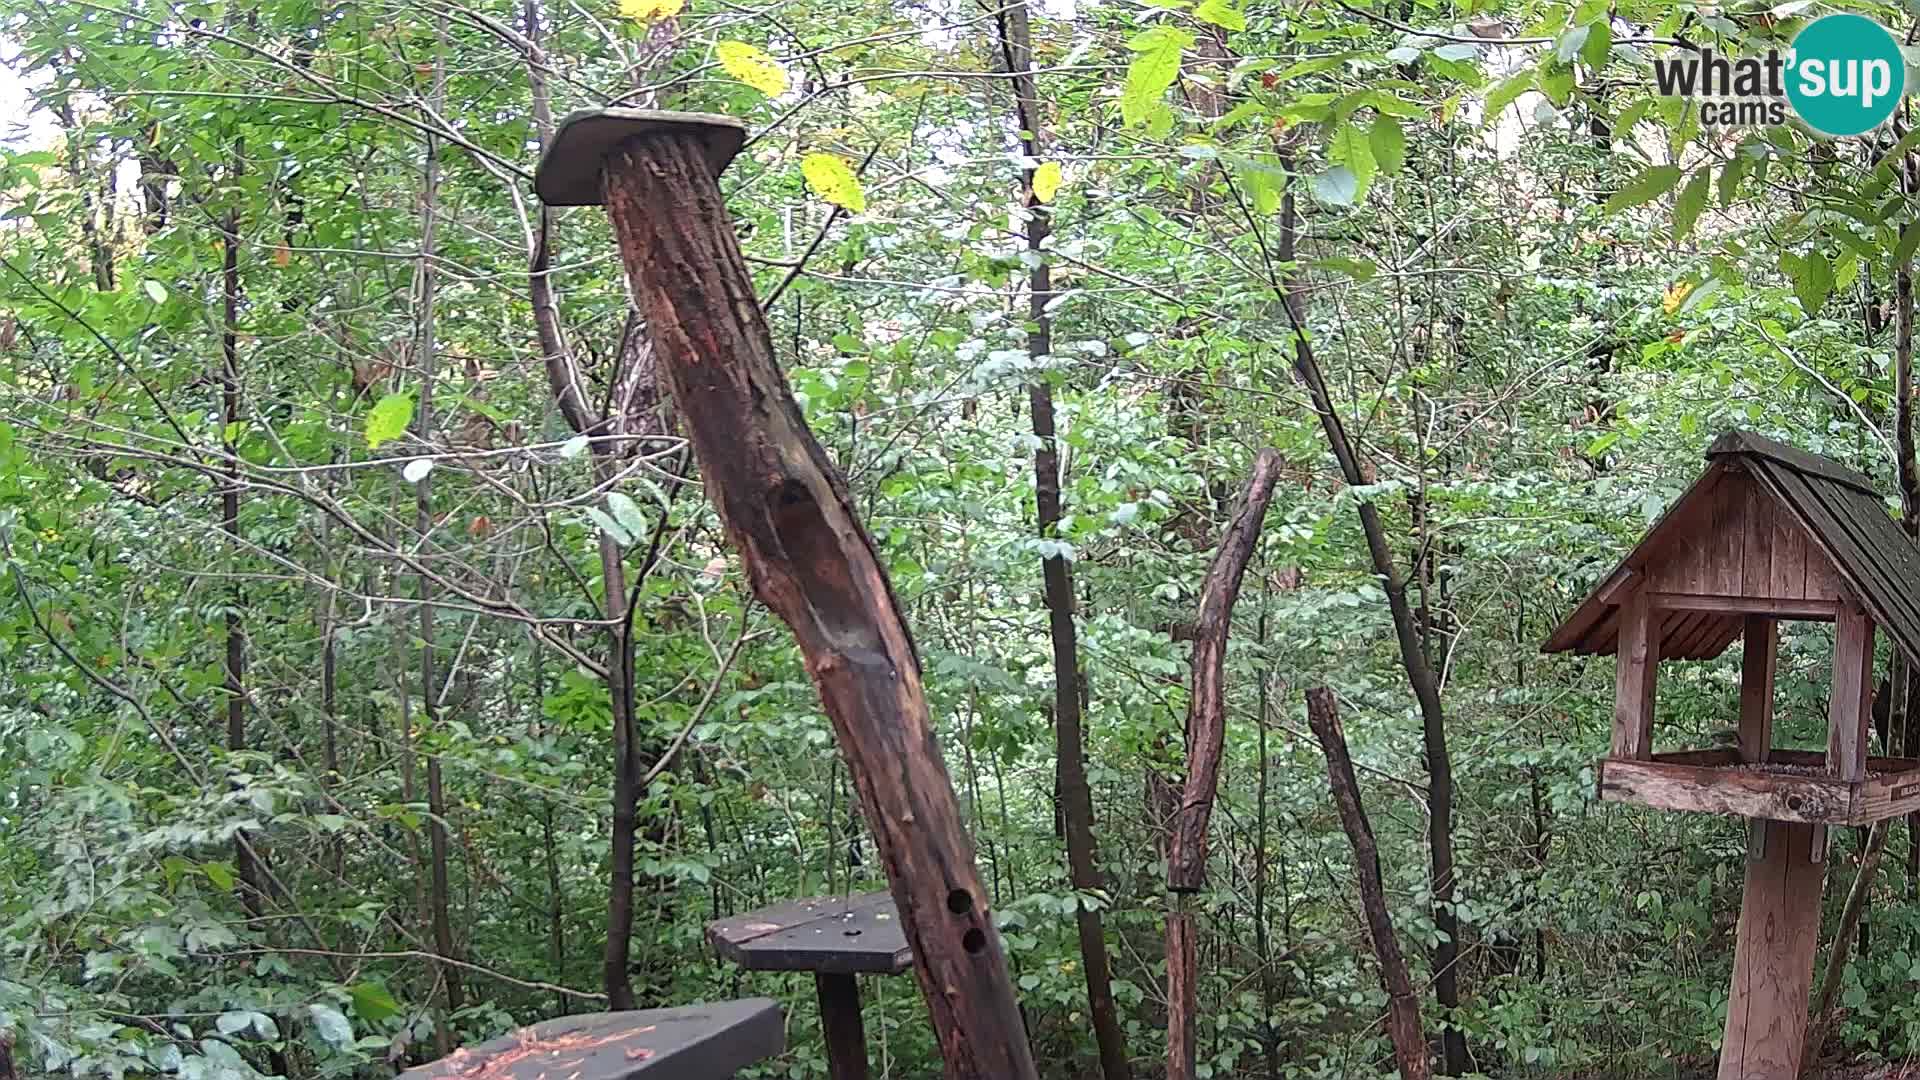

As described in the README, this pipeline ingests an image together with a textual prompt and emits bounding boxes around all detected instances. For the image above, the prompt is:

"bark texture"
[600,130,1037,1080]
[1165,450,1282,1080]
[1166,449,1282,890]
[1306,687,1432,1080]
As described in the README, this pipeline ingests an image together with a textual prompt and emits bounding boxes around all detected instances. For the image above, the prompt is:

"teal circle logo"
[1786,14,1905,137]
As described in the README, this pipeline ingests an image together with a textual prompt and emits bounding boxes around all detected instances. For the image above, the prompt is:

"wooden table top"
[707,891,912,975]
[396,1000,783,1080]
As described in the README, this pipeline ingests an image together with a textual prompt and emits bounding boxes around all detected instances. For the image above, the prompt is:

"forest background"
[3,0,1918,1076]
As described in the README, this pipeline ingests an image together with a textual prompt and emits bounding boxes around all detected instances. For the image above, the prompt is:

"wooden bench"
[397,1000,783,1080]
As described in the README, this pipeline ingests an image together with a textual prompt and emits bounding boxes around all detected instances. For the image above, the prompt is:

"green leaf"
[308,1005,353,1049]
[1554,25,1589,64]
[585,507,633,546]
[1581,19,1612,67]
[1369,115,1406,176]
[1673,168,1710,242]
[1538,66,1574,105]
[1308,166,1359,206]
[607,492,649,540]
[1719,150,1751,208]
[1602,165,1682,215]
[1481,71,1534,126]
[1313,256,1377,281]
[1192,0,1246,30]
[1678,276,1724,314]
[1122,26,1194,127]
[1330,121,1375,201]
[349,982,402,1023]
[1235,155,1286,215]
[1274,54,1354,80]
[800,153,866,213]
[1365,91,1427,119]
[365,392,414,450]
[1896,221,1920,265]
[1612,98,1656,134]
[1792,250,1834,314]
[1872,125,1920,179]
[202,861,235,890]
[141,280,167,304]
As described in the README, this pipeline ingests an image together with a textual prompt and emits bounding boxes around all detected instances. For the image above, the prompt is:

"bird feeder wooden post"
[533,110,1038,1080]
[1544,430,1920,1080]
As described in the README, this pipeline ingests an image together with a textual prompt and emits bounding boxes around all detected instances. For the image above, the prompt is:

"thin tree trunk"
[993,3,1129,1076]
[1166,450,1281,888]
[1897,169,1920,893]
[1305,688,1432,1080]
[1254,600,1279,1080]
[518,4,655,1009]
[1166,451,1281,1080]
[598,522,641,1009]
[413,31,466,1040]
[1808,132,1919,1069]
[1274,179,1467,1075]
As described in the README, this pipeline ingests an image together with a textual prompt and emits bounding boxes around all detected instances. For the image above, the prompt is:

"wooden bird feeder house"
[1544,429,1920,1078]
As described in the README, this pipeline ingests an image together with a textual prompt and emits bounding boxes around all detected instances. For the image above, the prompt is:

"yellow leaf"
[1662,280,1692,315]
[801,153,866,213]
[716,41,788,97]
[618,0,683,19]
[1032,161,1062,203]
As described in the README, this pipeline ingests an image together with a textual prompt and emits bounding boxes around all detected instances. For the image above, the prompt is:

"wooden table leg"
[815,972,869,1080]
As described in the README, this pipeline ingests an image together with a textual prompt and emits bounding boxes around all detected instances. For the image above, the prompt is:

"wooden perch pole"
[1306,687,1432,1080]
[1165,449,1281,1080]
[534,110,1038,1080]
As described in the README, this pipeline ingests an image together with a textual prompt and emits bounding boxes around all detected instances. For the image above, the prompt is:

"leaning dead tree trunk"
[536,112,1038,1080]
[1165,449,1280,1080]
[1306,687,1432,1080]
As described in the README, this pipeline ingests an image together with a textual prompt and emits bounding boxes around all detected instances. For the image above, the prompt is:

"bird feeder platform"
[709,892,910,1080]
[1597,748,1920,826]
[396,1001,784,1080]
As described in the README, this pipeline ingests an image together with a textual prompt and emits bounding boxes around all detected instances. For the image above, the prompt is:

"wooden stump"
[1719,821,1825,1080]
[555,117,1037,1080]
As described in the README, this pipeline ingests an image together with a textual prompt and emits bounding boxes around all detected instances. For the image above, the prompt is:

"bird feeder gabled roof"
[1542,430,1920,666]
